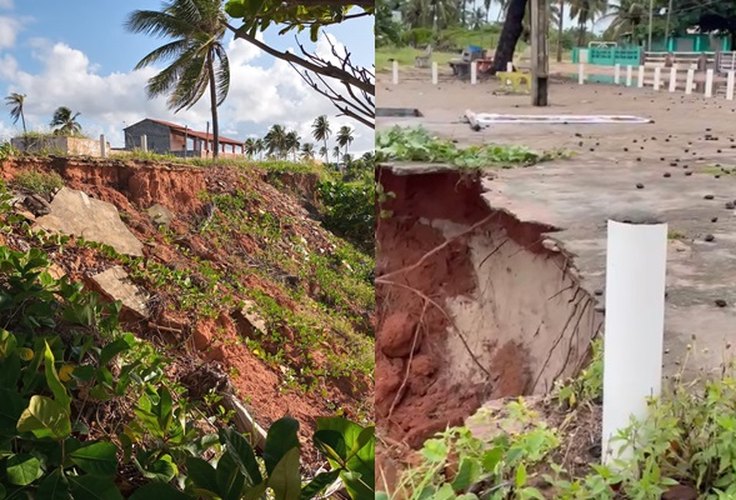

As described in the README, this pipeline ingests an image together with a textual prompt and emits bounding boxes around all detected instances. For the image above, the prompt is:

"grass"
[700,164,735,176]
[12,168,64,196]
[375,46,458,72]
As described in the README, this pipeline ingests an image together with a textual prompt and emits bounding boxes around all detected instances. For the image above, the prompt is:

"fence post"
[432,61,438,85]
[507,61,513,72]
[141,135,148,152]
[653,66,661,90]
[668,66,677,92]
[578,63,585,84]
[626,65,633,87]
[392,60,398,85]
[99,134,107,158]
[637,65,645,88]
[728,71,735,100]
[614,63,621,85]
[471,61,477,85]
[705,68,714,98]
[685,68,695,95]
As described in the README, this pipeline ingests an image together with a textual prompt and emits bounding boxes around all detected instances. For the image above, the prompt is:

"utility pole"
[531,0,549,106]
[647,0,654,52]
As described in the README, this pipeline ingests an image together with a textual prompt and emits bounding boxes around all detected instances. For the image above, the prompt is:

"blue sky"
[0,1,374,152]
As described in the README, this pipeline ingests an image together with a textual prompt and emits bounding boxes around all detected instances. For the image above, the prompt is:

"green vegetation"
[376,126,567,169]
[11,168,65,197]
[0,142,18,160]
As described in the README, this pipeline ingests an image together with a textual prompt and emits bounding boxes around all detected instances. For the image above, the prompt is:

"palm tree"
[569,0,608,46]
[336,125,354,157]
[311,115,331,163]
[300,142,315,160]
[50,107,82,136]
[601,0,647,43]
[126,0,230,158]
[484,0,493,22]
[284,130,300,161]
[332,146,341,162]
[244,137,258,158]
[254,138,265,160]
[319,145,329,162]
[5,93,27,136]
[264,124,287,158]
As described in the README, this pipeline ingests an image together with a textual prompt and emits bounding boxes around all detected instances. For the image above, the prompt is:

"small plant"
[12,168,64,197]
[554,338,603,408]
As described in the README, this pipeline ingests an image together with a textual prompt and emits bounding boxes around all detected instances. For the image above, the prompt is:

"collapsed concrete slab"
[34,187,143,256]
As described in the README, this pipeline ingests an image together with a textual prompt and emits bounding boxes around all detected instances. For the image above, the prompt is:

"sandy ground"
[377,72,736,383]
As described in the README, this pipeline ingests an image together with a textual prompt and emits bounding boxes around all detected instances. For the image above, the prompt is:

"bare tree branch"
[279,0,373,9]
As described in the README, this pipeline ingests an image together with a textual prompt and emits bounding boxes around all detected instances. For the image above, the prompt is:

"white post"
[602,219,667,465]
[668,66,677,92]
[99,134,107,158]
[637,65,645,88]
[653,66,661,90]
[392,60,399,85]
[705,68,714,98]
[685,68,695,95]
[432,61,438,85]
[578,63,585,84]
[626,65,633,87]
[728,71,735,100]
[507,61,513,72]
[471,61,478,85]
[614,64,621,85]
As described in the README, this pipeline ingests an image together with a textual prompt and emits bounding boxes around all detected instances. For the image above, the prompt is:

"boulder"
[35,187,143,256]
[90,266,149,319]
[146,204,174,227]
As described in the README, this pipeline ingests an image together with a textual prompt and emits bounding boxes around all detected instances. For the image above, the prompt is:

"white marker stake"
[727,71,735,100]
[685,68,695,95]
[507,61,513,72]
[99,134,107,158]
[614,64,621,85]
[705,69,714,98]
[578,63,585,85]
[392,60,398,85]
[668,67,677,92]
[637,65,645,88]
[626,65,633,87]
[653,66,661,90]
[141,135,148,152]
[471,61,478,85]
[602,220,667,465]
[432,61,438,85]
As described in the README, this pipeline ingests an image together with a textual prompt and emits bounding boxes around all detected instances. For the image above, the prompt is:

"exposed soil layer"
[375,165,602,450]
[0,157,372,465]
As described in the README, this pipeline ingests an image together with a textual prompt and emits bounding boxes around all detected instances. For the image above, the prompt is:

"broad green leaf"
[0,389,26,435]
[264,417,300,475]
[44,341,71,409]
[242,482,267,500]
[340,470,374,500]
[435,483,456,500]
[482,447,504,472]
[268,447,301,500]
[6,454,42,486]
[186,457,219,494]
[69,474,124,500]
[215,451,246,500]
[99,337,132,366]
[421,438,448,463]
[515,463,528,488]
[36,469,72,500]
[451,457,482,492]
[219,427,262,484]
[17,395,71,440]
[129,482,191,500]
[0,329,17,359]
[69,441,117,476]
[141,454,178,483]
[301,469,340,499]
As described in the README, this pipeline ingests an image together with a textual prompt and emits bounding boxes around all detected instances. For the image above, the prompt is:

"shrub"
[12,168,64,197]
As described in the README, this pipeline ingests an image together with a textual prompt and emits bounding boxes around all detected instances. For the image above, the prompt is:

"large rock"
[35,187,143,256]
[146,204,174,227]
[90,266,149,319]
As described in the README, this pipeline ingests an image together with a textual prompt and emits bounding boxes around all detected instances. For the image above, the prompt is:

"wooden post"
[668,66,677,92]
[705,68,714,98]
[727,71,735,100]
[531,0,549,105]
[392,60,399,84]
[432,61,438,85]
[653,66,661,90]
[685,68,694,94]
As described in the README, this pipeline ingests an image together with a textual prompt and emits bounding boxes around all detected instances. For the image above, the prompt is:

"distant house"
[123,118,244,158]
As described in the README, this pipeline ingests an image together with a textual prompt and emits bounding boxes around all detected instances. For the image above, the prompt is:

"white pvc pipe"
[578,63,585,85]
[728,71,735,101]
[471,61,477,85]
[653,66,661,90]
[602,220,667,465]
[392,60,398,85]
[141,135,148,152]
[685,68,694,95]
[99,134,107,158]
[432,61,438,85]
[626,65,633,87]
[614,64,621,85]
[637,65,645,88]
[705,69,714,98]
[668,67,677,92]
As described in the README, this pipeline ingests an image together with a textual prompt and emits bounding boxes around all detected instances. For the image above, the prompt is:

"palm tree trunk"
[207,50,220,159]
[492,0,528,73]
[556,0,564,62]
[577,22,586,46]
[323,139,328,163]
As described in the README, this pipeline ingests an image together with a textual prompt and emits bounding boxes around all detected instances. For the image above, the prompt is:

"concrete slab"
[377,75,736,382]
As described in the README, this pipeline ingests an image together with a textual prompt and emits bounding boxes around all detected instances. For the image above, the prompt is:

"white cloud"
[0,35,373,153]
[0,16,21,48]
[0,0,13,10]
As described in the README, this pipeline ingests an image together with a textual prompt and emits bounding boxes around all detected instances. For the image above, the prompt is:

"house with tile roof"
[123,118,244,158]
